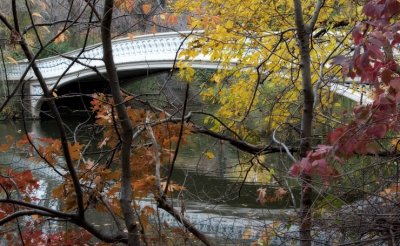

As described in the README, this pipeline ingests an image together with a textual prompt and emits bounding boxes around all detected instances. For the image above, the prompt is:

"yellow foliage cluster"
[174,0,362,136]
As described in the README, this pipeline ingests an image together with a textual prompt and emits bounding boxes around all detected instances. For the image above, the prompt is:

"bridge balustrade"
[0,31,373,118]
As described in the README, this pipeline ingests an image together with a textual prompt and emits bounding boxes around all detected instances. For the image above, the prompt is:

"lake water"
[0,119,296,244]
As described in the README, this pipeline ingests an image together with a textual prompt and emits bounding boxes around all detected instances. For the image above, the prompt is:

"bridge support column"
[28,83,44,119]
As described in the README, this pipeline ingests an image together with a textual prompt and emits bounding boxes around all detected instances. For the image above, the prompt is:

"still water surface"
[0,119,294,243]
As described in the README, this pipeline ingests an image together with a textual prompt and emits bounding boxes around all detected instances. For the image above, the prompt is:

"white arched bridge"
[0,31,370,118]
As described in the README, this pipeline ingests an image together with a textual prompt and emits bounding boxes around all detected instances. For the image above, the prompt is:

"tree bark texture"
[292,0,318,245]
[101,0,141,245]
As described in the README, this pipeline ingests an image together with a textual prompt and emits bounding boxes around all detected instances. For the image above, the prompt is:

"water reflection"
[0,120,293,242]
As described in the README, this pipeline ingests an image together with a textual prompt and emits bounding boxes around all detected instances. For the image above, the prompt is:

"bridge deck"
[0,31,371,118]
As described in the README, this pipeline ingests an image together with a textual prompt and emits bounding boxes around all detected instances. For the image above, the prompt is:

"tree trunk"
[101,0,141,245]
[292,0,318,245]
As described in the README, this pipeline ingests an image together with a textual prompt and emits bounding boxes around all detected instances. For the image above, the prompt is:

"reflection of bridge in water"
[1,31,372,118]
[8,149,277,243]
[0,120,289,243]
[154,206,267,241]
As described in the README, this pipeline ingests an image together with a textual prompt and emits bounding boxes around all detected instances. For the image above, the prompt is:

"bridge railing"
[4,31,191,81]
[1,31,373,104]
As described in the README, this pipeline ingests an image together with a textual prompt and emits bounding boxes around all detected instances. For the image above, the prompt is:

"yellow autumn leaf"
[172,0,357,136]
[31,214,40,221]
[242,227,252,240]
[32,12,43,18]
[6,56,18,65]
[225,20,233,29]
[41,26,50,33]
[204,151,215,159]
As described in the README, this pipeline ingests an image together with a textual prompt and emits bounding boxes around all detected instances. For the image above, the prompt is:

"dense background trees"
[1,0,400,245]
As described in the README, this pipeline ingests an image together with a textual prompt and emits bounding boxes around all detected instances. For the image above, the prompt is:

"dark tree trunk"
[101,0,141,245]
[292,0,323,245]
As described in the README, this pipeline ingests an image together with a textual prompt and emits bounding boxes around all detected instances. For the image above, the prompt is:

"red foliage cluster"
[290,0,400,182]
[4,225,92,246]
[0,169,38,193]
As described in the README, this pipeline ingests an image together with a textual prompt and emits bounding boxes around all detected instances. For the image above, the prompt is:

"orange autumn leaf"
[31,214,40,221]
[160,13,169,25]
[54,33,68,44]
[115,0,135,12]
[52,184,65,198]
[211,15,220,25]
[142,4,151,14]
[125,0,135,12]
[168,14,178,26]
[16,134,31,148]
[160,181,185,194]
[152,15,158,24]
[127,33,136,40]
[186,15,192,26]
[68,142,84,161]
[132,176,156,198]
[151,25,157,34]
[94,176,102,186]
[5,135,14,143]
[0,144,9,152]
[275,187,288,199]
[123,95,134,103]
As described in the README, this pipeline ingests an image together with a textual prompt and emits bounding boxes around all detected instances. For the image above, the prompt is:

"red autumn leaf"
[385,0,400,17]
[363,2,385,19]
[366,124,387,138]
[381,68,392,84]
[328,127,346,144]
[391,33,400,45]
[390,78,400,91]
[289,163,302,176]
[352,26,363,45]
[366,42,384,60]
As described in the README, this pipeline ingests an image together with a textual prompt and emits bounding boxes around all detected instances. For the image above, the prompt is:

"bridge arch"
[2,31,371,118]
[34,68,177,118]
